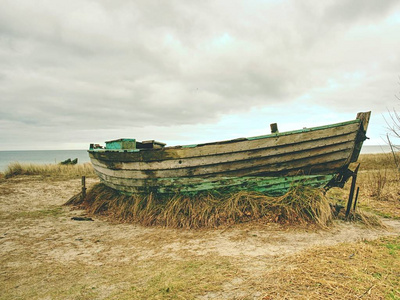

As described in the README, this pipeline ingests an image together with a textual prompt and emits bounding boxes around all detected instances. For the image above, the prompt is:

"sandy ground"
[1,176,400,299]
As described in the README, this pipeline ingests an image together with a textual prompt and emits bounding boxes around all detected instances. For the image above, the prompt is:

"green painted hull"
[93,173,336,196]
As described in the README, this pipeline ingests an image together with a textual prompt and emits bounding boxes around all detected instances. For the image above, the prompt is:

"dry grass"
[342,210,385,228]
[1,251,235,300]
[260,236,400,299]
[325,153,400,221]
[67,183,336,229]
[356,152,399,170]
[3,162,95,179]
[346,153,400,219]
[357,153,400,201]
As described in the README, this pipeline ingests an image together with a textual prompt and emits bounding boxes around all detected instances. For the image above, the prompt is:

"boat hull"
[88,112,370,195]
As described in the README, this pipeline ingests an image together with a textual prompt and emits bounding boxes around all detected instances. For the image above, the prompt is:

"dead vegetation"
[259,236,400,299]
[66,166,387,229]
[348,153,400,219]
[356,152,397,170]
[66,183,336,229]
[3,162,95,179]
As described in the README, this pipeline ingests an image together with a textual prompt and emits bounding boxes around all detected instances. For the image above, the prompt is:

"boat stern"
[350,111,371,163]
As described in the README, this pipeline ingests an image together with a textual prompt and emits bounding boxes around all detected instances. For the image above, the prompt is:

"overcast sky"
[1,0,400,150]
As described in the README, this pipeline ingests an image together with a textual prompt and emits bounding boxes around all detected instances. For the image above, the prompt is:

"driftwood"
[71,216,93,221]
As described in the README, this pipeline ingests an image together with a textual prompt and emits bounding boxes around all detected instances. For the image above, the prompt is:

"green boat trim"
[94,173,336,196]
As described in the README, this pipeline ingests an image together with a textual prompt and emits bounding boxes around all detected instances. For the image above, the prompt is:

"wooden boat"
[88,112,370,196]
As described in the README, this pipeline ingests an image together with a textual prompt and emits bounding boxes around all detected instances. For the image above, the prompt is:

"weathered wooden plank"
[350,111,371,162]
[95,173,336,194]
[90,122,360,163]
[90,142,353,179]
[356,111,371,133]
[89,132,357,171]
[92,156,349,195]
[95,162,340,189]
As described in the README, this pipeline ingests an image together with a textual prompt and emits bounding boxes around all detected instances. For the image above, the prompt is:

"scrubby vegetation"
[69,183,334,228]
[350,153,400,219]
[3,162,95,179]
[66,182,383,229]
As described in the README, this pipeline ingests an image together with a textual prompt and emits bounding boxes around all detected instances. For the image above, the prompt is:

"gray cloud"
[324,0,399,24]
[0,0,399,149]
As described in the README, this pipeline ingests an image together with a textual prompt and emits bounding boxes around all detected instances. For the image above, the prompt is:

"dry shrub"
[361,168,400,202]
[4,162,95,179]
[66,183,334,229]
[367,169,388,198]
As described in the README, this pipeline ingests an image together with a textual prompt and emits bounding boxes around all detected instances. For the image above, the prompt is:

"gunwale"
[89,121,360,162]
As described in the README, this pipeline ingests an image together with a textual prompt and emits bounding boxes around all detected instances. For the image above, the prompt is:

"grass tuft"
[66,183,334,229]
[344,210,385,228]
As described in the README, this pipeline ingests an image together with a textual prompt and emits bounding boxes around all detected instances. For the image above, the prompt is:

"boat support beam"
[345,164,360,218]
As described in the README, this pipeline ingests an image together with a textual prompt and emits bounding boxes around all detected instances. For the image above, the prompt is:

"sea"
[0,150,90,172]
[0,145,396,172]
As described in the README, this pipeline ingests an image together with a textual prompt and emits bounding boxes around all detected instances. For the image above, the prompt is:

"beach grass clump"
[357,152,399,171]
[66,183,334,228]
[344,210,385,228]
[4,162,95,179]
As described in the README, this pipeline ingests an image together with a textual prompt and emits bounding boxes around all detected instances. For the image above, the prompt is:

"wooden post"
[270,123,278,133]
[353,187,360,211]
[81,176,86,201]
